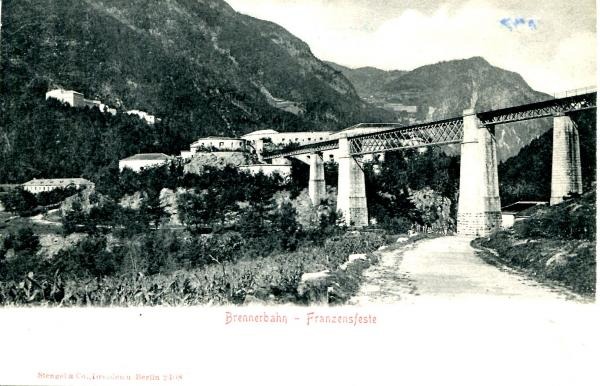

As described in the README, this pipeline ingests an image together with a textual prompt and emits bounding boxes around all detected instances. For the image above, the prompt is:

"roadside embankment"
[473,192,596,299]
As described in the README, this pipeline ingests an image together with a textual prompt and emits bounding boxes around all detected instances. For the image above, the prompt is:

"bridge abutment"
[337,135,369,227]
[457,109,501,236]
[308,152,326,205]
[550,113,582,205]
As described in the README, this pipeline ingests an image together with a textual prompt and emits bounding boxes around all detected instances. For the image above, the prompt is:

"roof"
[22,178,94,186]
[241,129,279,137]
[271,131,333,135]
[193,136,243,141]
[120,153,170,161]
[501,201,547,213]
[47,89,83,95]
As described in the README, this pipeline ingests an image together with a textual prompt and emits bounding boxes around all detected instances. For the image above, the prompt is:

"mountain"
[325,62,406,100]
[1,0,394,133]
[329,57,553,160]
[0,0,394,182]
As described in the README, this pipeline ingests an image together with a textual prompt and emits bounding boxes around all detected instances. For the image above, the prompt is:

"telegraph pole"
[0,1,3,55]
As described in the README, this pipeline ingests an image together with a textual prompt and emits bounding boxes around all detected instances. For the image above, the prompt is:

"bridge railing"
[552,86,597,99]
[262,139,339,159]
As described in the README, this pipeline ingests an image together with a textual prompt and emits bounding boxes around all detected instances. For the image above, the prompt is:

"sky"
[224,0,597,94]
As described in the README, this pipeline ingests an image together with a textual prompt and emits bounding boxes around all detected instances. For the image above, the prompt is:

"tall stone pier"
[337,135,368,226]
[550,113,582,205]
[457,109,501,236]
[308,152,326,205]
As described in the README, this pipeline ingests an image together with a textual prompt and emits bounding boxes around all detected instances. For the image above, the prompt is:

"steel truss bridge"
[263,91,596,159]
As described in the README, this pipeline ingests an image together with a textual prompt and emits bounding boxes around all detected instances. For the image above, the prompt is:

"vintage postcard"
[0,0,597,385]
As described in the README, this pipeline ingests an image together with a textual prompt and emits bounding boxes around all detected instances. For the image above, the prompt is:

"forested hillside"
[0,0,391,183]
[499,109,596,204]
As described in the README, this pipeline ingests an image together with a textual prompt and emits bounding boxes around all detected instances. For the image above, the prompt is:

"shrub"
[0,188,37,216]
[53,236,121,279]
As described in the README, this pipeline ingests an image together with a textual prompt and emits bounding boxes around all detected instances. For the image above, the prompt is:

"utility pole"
[0,1,3,56]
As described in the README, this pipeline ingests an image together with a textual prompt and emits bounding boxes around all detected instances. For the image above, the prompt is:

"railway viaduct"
[263,90,597,236]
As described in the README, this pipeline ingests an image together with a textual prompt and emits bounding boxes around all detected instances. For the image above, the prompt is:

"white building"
[238,164,292,178]
[119,153,171,172]
[501,201,547,228]
[85,99,117,115]
[126,110,159,125]
[45,89,86,107]
[190,137,247,152]
[179,137,248,159]
[241,129,333,147]
[22,178,95,193]
[383,104,418,113]
[241,129,337,162]
[46,89,117,115]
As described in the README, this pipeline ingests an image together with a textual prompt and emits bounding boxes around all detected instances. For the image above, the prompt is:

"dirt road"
[348,236,582,304]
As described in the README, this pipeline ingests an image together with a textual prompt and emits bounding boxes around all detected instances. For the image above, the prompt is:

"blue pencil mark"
[500,17,538,31]
[528,19,537,30]
[500,18,513,31]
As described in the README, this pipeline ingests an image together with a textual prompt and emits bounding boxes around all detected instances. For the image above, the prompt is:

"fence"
[409,223,455,236]
[552,86,597,99]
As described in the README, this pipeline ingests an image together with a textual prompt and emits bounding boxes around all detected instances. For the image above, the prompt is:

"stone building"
[45,89,86,107]
[238,163,292,178]
[191,137,247,152]
[241,129,338,162]
[119,153,171,172]
[241,129,333,147]
[22,178,95,193]
[179,137,247,159]
[126,110,159,125]
[85,99,117,115]
[46,88,117,114]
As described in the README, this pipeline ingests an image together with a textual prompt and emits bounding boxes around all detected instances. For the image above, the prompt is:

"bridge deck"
[263,91,596,159]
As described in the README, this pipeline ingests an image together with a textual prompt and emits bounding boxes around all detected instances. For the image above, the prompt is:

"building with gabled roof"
[22,178,95,193]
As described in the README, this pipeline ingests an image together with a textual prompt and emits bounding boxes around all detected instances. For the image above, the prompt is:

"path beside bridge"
[348,236,582,304]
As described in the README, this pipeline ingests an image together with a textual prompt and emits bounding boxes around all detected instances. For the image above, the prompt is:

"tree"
[272,201,300,251]
[409,187,453,230]
[53,236,120,278]
[141,194,167,229]
[62,201,88,235]
[4,226,40,256]
[1,188,37,216]
[177,190,215,233]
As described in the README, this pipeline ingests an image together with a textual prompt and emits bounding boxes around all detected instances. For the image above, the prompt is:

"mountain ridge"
[326,57,553,160]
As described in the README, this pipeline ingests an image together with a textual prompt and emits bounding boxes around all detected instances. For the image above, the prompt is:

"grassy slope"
[473,192,596,298]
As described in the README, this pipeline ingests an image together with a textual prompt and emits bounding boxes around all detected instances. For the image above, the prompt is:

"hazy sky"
[225,0,596,94]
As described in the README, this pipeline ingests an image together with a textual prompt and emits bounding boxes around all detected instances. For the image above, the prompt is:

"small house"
[501,201,547,228]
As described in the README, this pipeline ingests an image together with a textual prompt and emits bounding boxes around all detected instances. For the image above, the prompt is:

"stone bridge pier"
[308,152,326,205]
[551,113,582,205]
[336,134,369,227]
[457,109,501,236]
